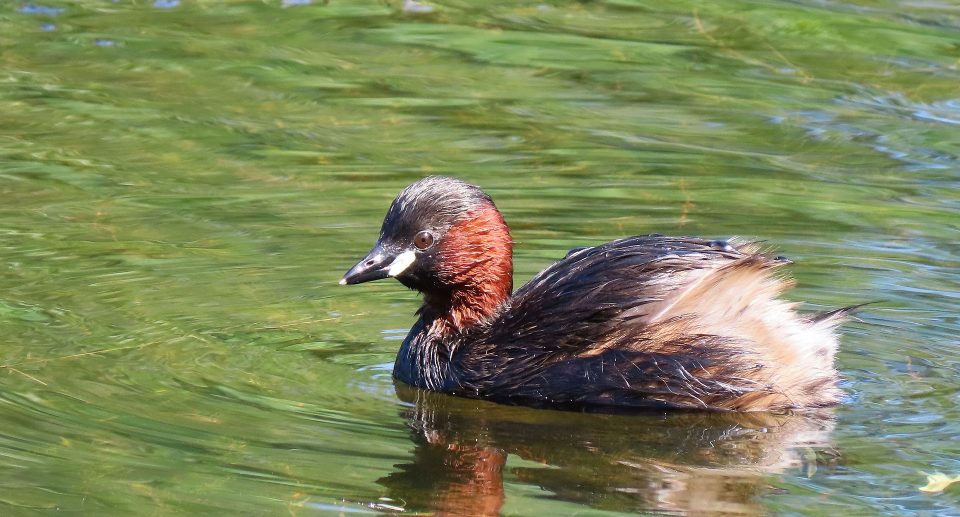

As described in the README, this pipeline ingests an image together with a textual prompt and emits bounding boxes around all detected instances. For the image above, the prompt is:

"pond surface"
[1,1,958,515]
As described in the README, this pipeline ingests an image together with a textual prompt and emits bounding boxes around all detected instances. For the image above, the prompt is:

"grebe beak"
[341,244,394,285]
[341,243,417,285]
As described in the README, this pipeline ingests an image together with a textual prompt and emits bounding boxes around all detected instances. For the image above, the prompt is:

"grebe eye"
[414,231,434,250]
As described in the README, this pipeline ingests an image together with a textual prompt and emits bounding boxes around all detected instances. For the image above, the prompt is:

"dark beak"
[340,244,396,285]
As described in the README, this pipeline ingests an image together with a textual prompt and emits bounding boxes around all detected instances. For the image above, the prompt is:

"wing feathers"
[469,236,846,411]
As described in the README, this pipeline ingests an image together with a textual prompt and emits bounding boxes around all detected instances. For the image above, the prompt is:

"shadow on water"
[380,383,838,516]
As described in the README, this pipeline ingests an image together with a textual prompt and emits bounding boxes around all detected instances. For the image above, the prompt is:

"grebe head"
[341,176,513,328]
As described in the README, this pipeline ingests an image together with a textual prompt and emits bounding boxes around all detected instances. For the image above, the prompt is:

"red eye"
[414,231,434,250]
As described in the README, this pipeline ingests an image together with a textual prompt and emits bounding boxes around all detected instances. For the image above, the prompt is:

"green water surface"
[1,1,958,515]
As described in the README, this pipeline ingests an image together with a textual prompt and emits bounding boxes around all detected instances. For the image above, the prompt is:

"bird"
[341,176,853,412]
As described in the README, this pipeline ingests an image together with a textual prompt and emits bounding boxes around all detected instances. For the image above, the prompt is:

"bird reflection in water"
[379,383,838,516]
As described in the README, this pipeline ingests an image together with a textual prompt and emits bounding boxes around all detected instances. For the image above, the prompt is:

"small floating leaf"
[919,472,960,493]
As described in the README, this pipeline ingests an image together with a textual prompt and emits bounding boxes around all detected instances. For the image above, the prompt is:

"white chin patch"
[387,250,416,277]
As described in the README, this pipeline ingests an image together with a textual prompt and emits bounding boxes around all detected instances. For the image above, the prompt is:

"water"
[1,1,957,515]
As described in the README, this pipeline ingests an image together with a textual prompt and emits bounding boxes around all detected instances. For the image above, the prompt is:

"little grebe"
[342,176,851,411]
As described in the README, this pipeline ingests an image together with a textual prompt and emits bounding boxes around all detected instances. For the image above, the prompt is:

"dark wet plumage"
[343,176,852,412]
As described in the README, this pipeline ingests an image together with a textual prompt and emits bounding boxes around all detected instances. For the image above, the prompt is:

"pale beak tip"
[338,277,347,286]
